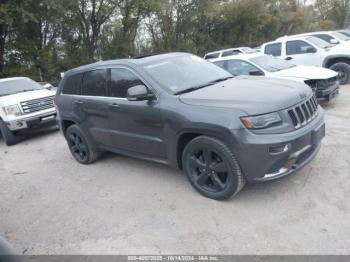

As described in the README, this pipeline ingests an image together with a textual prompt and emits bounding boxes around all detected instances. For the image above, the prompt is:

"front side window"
[286,40,315,55]
[82,70,107,97]
[225,60,261,75]
[143,55,232,94]
[264,43,282,57]
[110,68,144,98]
[62,73,82,95]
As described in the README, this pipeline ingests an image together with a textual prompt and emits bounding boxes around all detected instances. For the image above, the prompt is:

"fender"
[322,55,350,67]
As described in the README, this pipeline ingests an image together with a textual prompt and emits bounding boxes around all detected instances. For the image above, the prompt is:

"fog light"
[269,144,289,154]
[16,122,23,127]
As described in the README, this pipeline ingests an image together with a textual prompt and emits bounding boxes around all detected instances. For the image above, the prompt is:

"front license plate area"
[41,115,55,122]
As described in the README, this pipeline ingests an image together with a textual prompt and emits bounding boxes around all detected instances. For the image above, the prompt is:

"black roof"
[65,52,187,75]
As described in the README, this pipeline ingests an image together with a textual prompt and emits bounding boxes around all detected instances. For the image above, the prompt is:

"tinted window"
[213,61,226,68]
[313,34,334,43]
[62,74,82,95]
[264,43,282,56]
[82,70,107,97]
[225,60,260,76]
[222,50,241,57]
[110,68,144,98]
[286,40,315,55]
[204,52,220,59]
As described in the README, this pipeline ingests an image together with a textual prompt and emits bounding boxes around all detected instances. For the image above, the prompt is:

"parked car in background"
[0,77,57,145]
[211,53,339,101]
[38,81,57,91]
[204,47,258,60]
[55,53,325,200]
[336,29,350,38]
[277,31,350,46]
[262,35,350,84]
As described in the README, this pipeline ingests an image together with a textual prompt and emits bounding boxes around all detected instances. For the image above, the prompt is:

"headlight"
[241,112,282,129]
[2,105,22,116]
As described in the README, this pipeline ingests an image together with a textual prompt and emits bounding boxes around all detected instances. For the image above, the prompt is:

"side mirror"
[330,39,339,44]
[127,85,153,101]
[249,70,264,76]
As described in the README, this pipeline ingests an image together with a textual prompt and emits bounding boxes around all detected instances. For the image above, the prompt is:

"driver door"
[105,67,166,158]
[284,40,322,66]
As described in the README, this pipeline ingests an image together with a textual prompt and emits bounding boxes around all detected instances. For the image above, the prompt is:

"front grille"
[288,95,318,128]
[20,96,55,114]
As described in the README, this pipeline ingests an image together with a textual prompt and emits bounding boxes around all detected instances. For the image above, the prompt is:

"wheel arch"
[175,126,236,170]
[323,55,350,68]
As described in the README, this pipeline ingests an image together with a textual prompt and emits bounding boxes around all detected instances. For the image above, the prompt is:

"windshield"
[306,36,332,48]
[250,55,295,72]
[143,55,232,94]
[332,31,350,41]
[0,78,43,96]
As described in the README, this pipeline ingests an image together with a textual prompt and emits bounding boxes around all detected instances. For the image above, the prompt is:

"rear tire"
[0,119,17,146]
[329,62,350,85]
[65,124,100,164]
[182,136,246,200]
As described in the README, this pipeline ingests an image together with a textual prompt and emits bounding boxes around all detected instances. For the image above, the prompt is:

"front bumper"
[231,108,325,182]
[5,111,57,131]
[316,83,339,101]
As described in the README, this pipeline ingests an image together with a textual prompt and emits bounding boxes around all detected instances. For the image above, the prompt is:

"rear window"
[204,52,220,59]
[264,43,282,56]
[82,70,107,97]
[62,73,82,95]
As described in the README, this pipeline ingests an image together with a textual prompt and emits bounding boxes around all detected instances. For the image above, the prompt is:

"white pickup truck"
[0,77,57,145]
[261,35,350,84]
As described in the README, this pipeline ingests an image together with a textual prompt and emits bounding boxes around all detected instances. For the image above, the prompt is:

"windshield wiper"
[174,76,234,95]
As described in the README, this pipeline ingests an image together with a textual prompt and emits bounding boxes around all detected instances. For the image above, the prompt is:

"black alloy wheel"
[68,131,88,163]
[183,136,246,200]
[65,124,100,164]
[188,148,229,193]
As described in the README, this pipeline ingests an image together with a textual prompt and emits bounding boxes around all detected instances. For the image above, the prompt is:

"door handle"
[74,100,84,105]
[285,57,293,61]
[108,103,120,110]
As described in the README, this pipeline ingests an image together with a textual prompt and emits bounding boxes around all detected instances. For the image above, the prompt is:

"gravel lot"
[1,85,350,255]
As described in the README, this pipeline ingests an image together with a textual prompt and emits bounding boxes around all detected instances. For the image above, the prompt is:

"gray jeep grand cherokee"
[55,53,325,200]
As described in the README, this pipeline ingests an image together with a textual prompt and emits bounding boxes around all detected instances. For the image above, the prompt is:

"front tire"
[65,124,100,164]
[329,62,350,85]
[0,119,17,146]
[182,136,246,200]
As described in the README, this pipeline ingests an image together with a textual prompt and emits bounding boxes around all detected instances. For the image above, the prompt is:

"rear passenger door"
[78,69,112,146]
[106,67,166,158]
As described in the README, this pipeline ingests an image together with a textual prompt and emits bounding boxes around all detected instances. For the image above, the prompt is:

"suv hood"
[0,89,55,106]
[179,76,312,115]
[273,65,337,80]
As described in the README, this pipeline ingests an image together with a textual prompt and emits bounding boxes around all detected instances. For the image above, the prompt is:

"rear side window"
[264,43,282,56]
[62,73,82,95]
[82,70,107,97]
[110,68,144,98]
[204,52,220,59]
[222,50,241,57]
